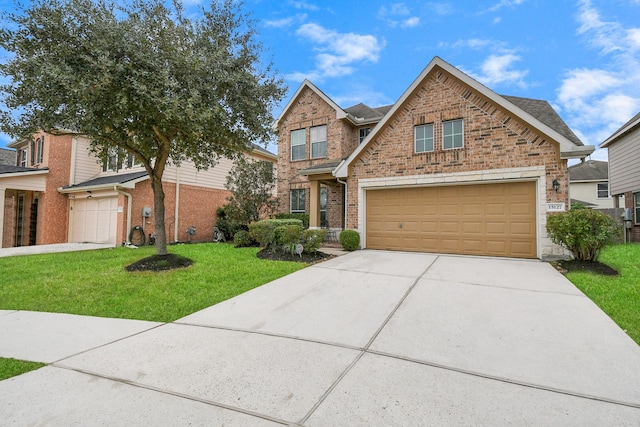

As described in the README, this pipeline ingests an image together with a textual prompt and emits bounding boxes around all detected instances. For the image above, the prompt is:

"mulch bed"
[554,259,619,276]
[126,254,194,272]
[257,247,333,264]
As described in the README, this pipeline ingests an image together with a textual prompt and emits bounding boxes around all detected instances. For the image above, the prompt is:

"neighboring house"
[568,160,619,209]
[276,56,593,259]
[0,132,276,248]
[0,148,16,166]
[600,111,640,242]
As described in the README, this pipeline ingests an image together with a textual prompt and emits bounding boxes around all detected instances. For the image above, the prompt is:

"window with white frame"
[311,125,327,159]
[19,148,27,167]
[290,189,306,214]
[635,193,640,225]
[415,124,434,153]
[597,182,609,199]
[291,129,306,161]
[443,119,463,150]
[359,127,370,144]
[30,139,35,165]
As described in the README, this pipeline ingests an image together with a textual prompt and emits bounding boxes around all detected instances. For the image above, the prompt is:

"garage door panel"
[366,182,536,258]
[71,197,118,245]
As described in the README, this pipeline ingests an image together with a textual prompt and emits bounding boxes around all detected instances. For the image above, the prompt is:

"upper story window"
[36,136,44,164]
[359,127,370,144]
[443,119,464,150]
[103,148,139,172]
[634,193,640,225]
[597,183,609,199]
[310,125,327,159]
[291,129,306,161]
[18,148,27,167]
[415,124,434,153]
[30,139,35,165]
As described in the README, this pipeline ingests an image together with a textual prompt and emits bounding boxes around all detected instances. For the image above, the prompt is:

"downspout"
[336,177,347,230]
[69,137,77,185]
[114,186,132,244]
[174,167,180,243]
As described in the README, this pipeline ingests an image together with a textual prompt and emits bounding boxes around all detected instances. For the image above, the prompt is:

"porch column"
[0,188,5,248]
[309,180,320,229]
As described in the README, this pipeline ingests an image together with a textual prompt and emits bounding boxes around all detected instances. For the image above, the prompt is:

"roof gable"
[276,80,347,127]
[335,56,594,178]
[600,111,640,148]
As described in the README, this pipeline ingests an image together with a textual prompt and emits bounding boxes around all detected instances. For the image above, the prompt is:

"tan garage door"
[71,197,118,245]
[366,181,537,258]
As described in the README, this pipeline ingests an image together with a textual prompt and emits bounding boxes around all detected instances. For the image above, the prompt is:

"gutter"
[114,186,133,244]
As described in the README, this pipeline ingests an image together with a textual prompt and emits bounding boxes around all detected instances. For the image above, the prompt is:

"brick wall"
[121,180,231,245]
[277,86,355,228]
[346,66,569,233]
[623,191,640,242]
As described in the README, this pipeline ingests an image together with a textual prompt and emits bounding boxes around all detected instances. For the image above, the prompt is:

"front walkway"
[1,251,639,425]
[0,242,114,257]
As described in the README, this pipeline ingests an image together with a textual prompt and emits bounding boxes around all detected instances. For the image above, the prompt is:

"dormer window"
[359,127,370,144]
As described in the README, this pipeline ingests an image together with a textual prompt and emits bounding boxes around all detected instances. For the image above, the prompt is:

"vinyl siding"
[608,130,640,195]
[569,181,616,209]
[72,136,102,184]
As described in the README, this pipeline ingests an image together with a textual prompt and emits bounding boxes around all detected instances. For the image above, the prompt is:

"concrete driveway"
[1,250,640,425]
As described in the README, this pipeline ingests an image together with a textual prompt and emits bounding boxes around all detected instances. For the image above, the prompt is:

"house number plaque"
[546,203,566,212]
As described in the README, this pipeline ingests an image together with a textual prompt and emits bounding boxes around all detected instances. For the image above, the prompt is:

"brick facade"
[623,191,640,242]
[277,58,586,258]
[346,67,568,231]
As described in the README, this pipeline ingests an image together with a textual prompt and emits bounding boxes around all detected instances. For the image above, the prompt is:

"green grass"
[0,358,46,381]
[0,243,306,322]
[566,243,640,345]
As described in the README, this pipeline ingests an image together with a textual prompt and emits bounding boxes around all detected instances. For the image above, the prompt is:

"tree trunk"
[151,175,168,255]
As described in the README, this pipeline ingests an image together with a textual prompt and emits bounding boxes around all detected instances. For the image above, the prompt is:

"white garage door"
[71,197,118,245]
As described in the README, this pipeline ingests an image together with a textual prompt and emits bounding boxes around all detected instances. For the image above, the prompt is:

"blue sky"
[248,0,640,160]
[2,0,640,163]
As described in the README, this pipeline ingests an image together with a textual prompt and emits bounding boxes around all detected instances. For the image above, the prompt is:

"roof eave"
[58,175,149,194]
[275,79,346,129]
[299,167,336,176]
[600,116,640,148]
[560,146,595,160]
[0,169,49,178]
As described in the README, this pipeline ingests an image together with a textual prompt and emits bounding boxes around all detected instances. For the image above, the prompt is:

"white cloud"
[438,38,503,50]
[487,0,526,12]
[289,0,319,11]
[264,14,307,29]
[468,53,529,88]
[377,3,420,28]
[428,3,454,16]
[555,0,640,147]
[290,23,384,81]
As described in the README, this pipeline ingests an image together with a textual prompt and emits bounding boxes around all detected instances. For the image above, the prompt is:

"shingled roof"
[62,171,148,190]
[568,160,609,181]
[502,96,583,146]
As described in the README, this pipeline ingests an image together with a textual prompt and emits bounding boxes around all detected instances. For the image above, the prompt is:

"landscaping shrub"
[233,230,254,247]
[339,230,360,251]
[302,229,327,253]
[215,204,246,240]
[249,219,303,247]
[273,225,303,246]
[546,209,621,261]
[275,213,310,229]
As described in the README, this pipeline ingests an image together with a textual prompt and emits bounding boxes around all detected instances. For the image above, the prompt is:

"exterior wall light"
[552,179,560,193]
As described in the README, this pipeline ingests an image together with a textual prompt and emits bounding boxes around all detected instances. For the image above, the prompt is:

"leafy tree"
[225,157,278,226]
[546,209,621,262]
[0,0,285,255]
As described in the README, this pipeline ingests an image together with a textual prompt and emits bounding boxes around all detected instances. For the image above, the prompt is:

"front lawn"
[0,243,305,322]
[0,358,46,381]
[565,244,640,345]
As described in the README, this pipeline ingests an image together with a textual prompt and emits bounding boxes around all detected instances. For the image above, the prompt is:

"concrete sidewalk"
[1,251,640,425]
[0,242,114,257]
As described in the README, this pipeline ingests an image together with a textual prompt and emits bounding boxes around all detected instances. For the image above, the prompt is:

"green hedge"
[249,219,304,247]
[275,213,310,229]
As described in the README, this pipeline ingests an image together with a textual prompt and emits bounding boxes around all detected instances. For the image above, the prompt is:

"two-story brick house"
[277,56,594,259]
[0,132,276,248]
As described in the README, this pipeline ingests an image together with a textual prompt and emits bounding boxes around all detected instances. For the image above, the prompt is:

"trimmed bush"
[249,219,303,247]
[274,225,303,246]
[233,230,254,248]
[275,213,310,229]
[546,209,621,261]
[302,229,327,253]
[339,230,360,251]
